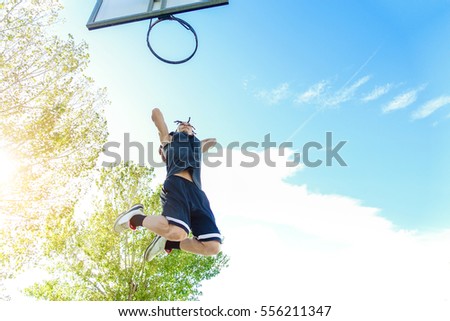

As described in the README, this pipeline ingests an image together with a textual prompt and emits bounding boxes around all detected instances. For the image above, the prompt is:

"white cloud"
[242,75,256,91]
[293,76,371,108]
[295,80,329,104]
[411,96,450,120]
[325,75,371,107]
[362,83,393,102]
[255,83,290,105]
[242,79,249,91]
[382,85,426,113]
[200,149,450,320]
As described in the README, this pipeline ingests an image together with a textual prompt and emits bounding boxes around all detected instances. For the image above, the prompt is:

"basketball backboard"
[87,0,229,30]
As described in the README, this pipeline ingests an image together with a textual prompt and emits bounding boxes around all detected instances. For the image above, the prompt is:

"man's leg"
[145,235,220,261]
[142,215,187,241]
[140,216,189,262]
[180,239,221,256]
[141,216,220,255]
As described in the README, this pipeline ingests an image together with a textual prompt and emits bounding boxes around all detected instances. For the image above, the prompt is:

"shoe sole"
[113,204,144,233]
[144,236,164,262]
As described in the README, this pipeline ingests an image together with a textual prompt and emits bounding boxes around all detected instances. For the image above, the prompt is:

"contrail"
[285,109,320,143]
[286,45,382,142]
[340,45,382,90]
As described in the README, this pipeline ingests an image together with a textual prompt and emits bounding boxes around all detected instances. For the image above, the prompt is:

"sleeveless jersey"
[162,131,202,189]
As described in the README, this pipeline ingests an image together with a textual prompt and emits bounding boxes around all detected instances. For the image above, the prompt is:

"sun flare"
[0,147,18,187]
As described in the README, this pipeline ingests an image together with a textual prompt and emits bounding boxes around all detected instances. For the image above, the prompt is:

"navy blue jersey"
[162,131,202,189]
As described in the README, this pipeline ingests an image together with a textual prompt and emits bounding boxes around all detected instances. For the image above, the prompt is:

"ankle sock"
[165,241,180,250]
[129,214,146,227]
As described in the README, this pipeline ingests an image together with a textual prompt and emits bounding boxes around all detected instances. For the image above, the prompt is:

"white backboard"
[87,0,229,30]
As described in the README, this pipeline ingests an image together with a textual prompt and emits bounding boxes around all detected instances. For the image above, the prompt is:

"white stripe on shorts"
[197,233,223,241]
[166,216,191,233]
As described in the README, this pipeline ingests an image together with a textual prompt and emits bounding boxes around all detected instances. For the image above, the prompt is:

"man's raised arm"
[151,108,170,144]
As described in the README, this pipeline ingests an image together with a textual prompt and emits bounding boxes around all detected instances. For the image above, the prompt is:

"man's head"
[174,118,196,135]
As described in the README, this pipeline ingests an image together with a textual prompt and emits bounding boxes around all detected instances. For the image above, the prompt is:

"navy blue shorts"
[160,175,223,243]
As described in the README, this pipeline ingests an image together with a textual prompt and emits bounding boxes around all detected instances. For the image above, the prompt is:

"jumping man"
[114,108,223,261]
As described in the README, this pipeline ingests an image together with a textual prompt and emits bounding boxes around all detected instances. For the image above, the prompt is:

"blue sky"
[59,0,450,231]
[42,0,450,317]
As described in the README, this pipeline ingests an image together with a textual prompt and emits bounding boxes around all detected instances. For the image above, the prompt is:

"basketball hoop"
[86,0,228,64]
[146,15,198,65]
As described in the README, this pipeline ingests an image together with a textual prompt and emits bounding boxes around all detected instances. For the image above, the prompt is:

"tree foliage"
[0,0,227,301]
[25,163,229,301]
[1,0,108,203]
[0,0,108,292]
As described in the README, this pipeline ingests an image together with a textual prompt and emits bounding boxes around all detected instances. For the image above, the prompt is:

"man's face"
[177,122,194,135]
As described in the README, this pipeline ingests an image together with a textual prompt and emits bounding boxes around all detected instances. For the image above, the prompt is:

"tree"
[0,0,108,295]
[25,163,229,301]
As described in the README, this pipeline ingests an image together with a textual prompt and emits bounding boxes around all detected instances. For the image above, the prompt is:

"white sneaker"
[144,236,167,262]
[113,204,144,233]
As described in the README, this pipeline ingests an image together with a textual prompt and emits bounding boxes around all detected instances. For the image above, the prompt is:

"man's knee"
[166,225,188,241]
[203,241,221,256]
